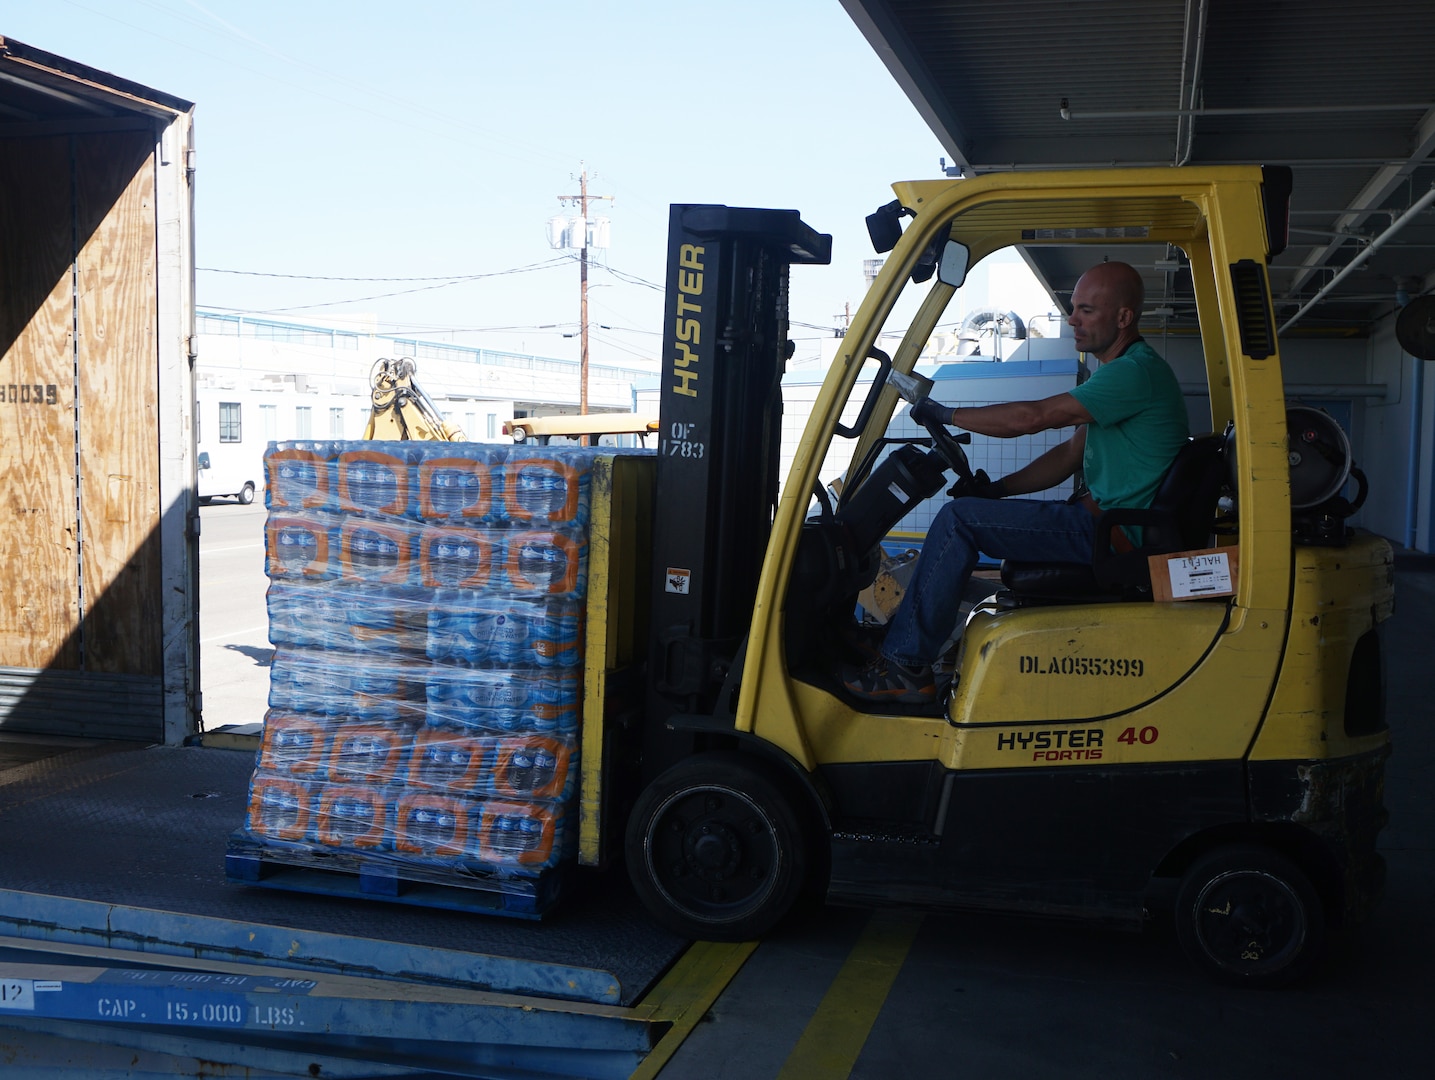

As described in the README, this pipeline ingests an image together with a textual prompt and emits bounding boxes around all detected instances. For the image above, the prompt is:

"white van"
[197,397,262,505]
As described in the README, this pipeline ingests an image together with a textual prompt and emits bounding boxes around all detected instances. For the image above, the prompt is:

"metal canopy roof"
[0,36,192,128]
[843,0,1435,340]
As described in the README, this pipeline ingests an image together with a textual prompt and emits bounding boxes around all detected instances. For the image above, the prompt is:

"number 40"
[1117,726,1159,745]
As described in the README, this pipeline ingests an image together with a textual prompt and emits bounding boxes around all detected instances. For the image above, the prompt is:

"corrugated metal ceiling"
[844,0,1435,338]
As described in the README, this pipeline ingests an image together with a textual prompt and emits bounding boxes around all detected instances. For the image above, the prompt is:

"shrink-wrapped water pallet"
[225,441,603,917]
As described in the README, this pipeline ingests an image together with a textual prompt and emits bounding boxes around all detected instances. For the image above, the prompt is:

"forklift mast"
[644,206,830,767]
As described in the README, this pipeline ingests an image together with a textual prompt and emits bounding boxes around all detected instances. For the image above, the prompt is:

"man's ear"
[1117,306,1135,329]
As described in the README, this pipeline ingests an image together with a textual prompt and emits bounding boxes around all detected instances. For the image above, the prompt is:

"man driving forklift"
[843,260,1189,704]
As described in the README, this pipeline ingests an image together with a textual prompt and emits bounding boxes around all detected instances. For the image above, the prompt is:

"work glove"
[969,474,1008,499]
[948,471,1007,500]
[908,397,950,429]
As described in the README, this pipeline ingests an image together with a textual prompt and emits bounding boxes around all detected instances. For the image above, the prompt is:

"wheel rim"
[643,783,783,926]
[1191,868,1308,975]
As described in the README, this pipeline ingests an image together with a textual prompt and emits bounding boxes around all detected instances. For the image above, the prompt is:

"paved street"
[197,501,271,733]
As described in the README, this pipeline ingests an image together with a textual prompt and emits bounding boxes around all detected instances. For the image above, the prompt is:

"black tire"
[626,754,808,941]
[1174,845,1326,987]
[237,482,256,505]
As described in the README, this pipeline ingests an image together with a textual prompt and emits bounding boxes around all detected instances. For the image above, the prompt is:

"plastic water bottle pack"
[424,593,582,669]
[416,447,504,525]
[336,448,412,517]
[265,442,334,511]
[240,441,607,885]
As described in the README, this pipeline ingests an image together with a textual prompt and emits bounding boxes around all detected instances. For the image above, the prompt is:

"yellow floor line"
[775,910,924,1080]
[630,939,760,1080]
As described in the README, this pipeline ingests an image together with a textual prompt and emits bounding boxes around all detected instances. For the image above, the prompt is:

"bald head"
[1081,261,1144,313]
[1067,261,1145,362]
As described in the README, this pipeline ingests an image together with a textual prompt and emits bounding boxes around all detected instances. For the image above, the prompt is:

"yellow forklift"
[601,170,1391,988]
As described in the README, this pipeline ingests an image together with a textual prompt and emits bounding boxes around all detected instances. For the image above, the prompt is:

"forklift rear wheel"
[1174,845,1325,987]
[627,754,807,941]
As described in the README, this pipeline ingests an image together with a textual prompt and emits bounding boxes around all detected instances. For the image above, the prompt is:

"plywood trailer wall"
[0,136,80,671]
[0,127,190,742]
[76,132,163,677]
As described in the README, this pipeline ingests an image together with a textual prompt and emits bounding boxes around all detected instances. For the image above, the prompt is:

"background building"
[194,309,655,499]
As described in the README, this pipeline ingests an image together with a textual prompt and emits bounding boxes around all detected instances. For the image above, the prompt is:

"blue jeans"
[881,497,1096,668]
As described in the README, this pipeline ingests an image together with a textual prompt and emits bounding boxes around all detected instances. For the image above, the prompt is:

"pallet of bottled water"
[225,440,608,917]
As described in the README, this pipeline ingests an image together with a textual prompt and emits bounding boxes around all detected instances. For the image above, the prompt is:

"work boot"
[841,656,936,705]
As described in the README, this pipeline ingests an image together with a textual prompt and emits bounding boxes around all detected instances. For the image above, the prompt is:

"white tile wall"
[780,360,1084,547]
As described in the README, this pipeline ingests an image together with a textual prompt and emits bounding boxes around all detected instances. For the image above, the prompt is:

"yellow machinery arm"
[363,357,467,441]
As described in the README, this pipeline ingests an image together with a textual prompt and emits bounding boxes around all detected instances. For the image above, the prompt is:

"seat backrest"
[1000,432,1228,603]
[1141,433,1227,552]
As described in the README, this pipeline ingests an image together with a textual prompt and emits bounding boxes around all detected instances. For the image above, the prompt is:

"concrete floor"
[654,564,1434,1079]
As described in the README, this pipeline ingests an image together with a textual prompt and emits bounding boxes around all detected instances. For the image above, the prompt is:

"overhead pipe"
[1283,110,1435,299]
[1278,184,1435,336]
[1173,0,1210,166]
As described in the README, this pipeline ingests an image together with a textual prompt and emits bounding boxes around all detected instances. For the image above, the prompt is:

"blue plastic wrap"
[239,441,600,883]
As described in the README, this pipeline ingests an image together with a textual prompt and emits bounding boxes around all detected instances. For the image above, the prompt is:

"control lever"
[888,367,970,441]
[888,367,933,405]
[888,366,974,480]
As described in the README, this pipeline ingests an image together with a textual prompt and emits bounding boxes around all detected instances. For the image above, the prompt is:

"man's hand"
[908,397,950,429]
[969,475,1008,499]
[948,471,1007,499]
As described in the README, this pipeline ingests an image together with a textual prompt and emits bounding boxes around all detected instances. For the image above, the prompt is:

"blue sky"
[5,1,1050,368]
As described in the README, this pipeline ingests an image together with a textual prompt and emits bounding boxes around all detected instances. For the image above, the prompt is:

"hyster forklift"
[608,169,1392,988]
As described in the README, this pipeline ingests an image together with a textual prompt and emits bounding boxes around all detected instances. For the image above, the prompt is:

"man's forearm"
[1000,439,1081,495]
[948,401,1047,438]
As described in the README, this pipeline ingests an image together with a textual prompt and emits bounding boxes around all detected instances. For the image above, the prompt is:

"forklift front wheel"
[626,754,808,942]
[1174,845,1326,988]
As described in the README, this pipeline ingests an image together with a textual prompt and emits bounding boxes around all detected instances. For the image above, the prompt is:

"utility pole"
[556,167,614,417]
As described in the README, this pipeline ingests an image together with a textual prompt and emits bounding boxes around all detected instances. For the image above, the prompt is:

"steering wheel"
[918,412,975,482]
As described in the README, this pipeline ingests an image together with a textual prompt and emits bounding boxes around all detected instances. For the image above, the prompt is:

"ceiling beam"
[1279,183,1435,335]
[1284,106,1435,297]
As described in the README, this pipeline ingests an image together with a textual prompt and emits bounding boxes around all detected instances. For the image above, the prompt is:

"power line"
[599,265,664,291]
[226,278,491,315]
[197,258,570,283]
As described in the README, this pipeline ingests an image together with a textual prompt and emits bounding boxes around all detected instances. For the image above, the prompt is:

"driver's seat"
[998,433,1228,604]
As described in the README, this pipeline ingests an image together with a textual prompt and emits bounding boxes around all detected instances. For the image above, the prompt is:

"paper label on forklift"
[1159,550,1235,600]
[665,567,691,595]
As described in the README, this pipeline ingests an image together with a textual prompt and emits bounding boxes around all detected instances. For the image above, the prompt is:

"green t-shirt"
[1069,339,1189,510]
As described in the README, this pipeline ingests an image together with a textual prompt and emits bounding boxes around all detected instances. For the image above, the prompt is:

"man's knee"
[946,496,989,528]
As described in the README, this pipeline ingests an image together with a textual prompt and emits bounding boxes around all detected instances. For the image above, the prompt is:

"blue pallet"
[224,834,565,919]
